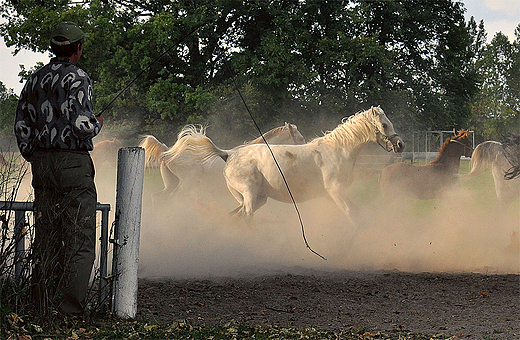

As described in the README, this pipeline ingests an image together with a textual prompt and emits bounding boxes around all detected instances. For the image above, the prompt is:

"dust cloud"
[93,153,519,280]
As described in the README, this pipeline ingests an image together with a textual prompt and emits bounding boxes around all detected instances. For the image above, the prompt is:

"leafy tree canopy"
[2,0,513,144]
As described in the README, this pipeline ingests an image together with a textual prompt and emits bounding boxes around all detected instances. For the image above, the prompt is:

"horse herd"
[88,106,519,225]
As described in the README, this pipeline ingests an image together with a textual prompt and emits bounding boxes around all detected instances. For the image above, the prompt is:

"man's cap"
[50,21,87,46]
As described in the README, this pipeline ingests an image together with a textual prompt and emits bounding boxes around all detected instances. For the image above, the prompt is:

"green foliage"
[0,81,19,135]
[0,0,513,144]
[469,27,520,142]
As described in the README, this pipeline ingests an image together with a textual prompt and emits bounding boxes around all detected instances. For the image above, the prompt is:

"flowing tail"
[468,141,503,176]
[139,135,168,168]
[161,124,229,167]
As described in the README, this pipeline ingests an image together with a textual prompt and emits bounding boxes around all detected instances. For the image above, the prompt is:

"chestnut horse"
[380,129,473,199]
[91,138,123,168]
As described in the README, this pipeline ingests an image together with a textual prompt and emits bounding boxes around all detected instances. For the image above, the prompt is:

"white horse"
[139,122,306,199]
[185,106,404,223]
[469,137,520,208]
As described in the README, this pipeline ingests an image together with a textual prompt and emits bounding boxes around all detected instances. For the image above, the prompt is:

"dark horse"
[380,129,473,199]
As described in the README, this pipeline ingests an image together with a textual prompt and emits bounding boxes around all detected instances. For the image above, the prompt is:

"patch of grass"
[1,315,459,339]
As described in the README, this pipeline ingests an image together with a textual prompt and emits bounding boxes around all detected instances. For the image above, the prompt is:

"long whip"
[222,58,327,261]
[92,19,327,261]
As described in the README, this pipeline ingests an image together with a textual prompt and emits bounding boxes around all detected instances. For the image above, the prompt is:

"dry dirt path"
[137,270,519,339]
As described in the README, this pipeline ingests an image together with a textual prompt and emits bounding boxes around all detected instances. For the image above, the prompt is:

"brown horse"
[380,129,473,199]
[91,138,123,168]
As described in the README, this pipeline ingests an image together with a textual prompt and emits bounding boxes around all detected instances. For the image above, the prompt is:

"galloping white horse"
[469,137,520,208]
[184,106,404,223]
[139,122,306,199]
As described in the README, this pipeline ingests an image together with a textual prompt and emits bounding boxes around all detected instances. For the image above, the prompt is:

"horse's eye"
[382,123,388,129]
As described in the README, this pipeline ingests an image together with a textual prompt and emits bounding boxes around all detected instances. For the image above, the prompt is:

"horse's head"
[285,122,306,145]
[371,106,405,153]
[450,129,473,157]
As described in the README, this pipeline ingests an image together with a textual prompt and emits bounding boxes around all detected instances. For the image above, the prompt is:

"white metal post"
[112,147,145,318]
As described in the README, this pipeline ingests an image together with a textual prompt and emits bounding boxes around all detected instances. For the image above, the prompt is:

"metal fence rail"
[409,130,475,164]
[0,201,112,308]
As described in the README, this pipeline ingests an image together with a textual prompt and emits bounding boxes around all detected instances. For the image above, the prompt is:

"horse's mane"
[317,108,379,148]
[503,134,520,179]
[430,129,468,165]
[246,125,287,144]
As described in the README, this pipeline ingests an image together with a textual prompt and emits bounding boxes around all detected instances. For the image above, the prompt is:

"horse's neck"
[248,128,285,145]
[248,135,266,144]
[262,135,285,144]
[433,146,463,172]
[348,144,365,166]
[326,119,373,150]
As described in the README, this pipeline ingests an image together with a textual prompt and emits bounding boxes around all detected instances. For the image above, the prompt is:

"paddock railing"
[407,130,475,164]
[0,201,112,309]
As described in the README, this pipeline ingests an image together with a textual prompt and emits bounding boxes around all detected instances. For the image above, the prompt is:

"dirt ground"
[131,168,520,339]
[93,149,519,339]
[136,269,519,339]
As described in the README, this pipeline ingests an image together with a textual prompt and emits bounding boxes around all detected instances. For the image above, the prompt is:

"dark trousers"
[30,150,97,315]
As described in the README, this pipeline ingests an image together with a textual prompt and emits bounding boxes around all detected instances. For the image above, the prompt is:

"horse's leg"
[325,182,358,227]
[162,162,180,195]
[226,180,266,224]
[226,192,255,226]
[243,193,267,216]
[152,162,180,204]
[233,193,267,227]
[229,205,242,216]
[226,184,245,216]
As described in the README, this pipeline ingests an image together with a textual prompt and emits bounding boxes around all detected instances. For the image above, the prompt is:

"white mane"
[316,107,382,148]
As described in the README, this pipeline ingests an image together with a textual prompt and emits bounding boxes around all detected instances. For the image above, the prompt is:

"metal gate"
[0,201,112,308]
[403,130,475,163]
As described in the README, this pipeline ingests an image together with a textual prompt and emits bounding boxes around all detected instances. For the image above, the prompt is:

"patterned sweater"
[14,57,102,160]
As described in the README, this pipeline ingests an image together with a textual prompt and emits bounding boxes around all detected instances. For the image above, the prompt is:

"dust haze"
[91,139,519,280]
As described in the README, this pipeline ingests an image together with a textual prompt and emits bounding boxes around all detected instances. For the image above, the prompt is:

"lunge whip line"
[222,58,327,261]
[93,17,326,261]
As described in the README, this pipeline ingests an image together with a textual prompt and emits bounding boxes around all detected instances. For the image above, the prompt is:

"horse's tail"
[139,135,168,167]
[468,141,503,176]
[162,124,229,166]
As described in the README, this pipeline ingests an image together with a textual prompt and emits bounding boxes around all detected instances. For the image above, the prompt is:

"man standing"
[14,21,103,315]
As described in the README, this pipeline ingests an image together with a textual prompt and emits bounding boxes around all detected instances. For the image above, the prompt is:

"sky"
[1,0,519,95]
